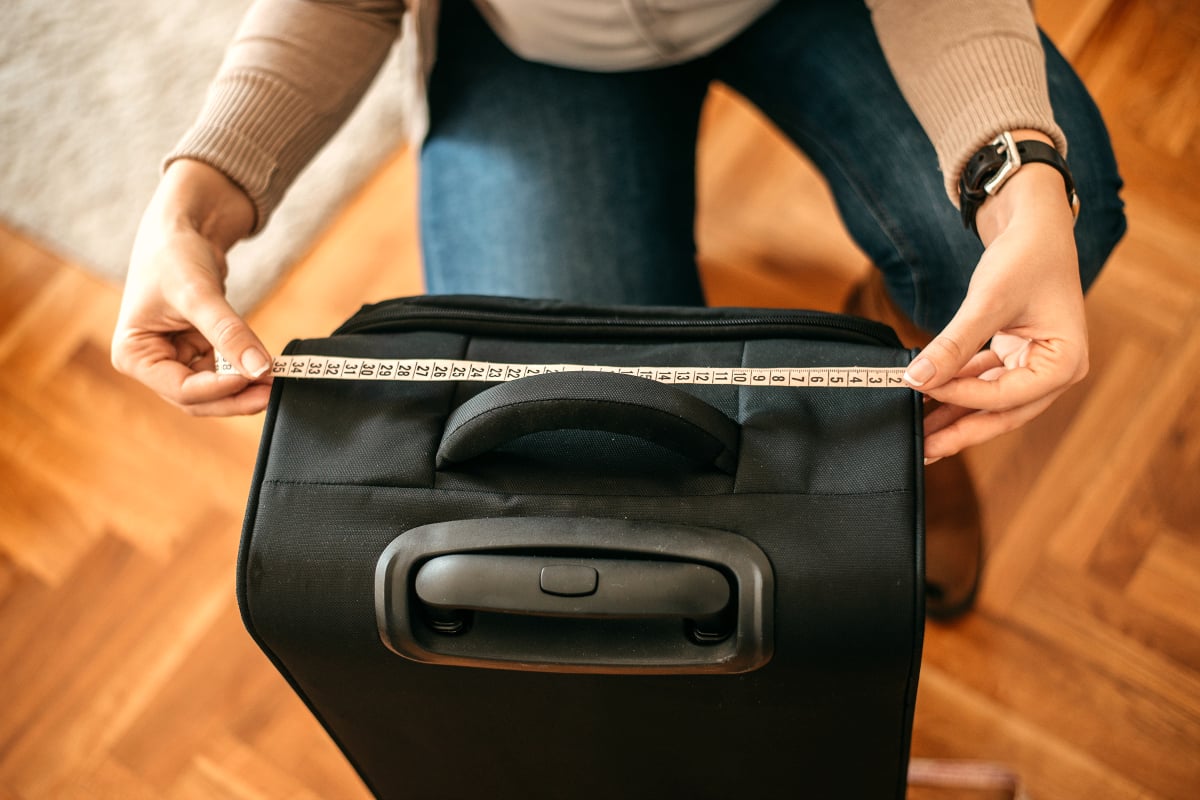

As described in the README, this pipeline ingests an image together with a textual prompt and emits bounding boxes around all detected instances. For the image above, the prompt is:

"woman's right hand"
[111,159,274,416]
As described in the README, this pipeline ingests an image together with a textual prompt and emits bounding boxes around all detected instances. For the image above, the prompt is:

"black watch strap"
[959,134,1079,238]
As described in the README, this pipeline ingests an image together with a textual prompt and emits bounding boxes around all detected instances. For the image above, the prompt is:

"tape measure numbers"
[216,354,908,388]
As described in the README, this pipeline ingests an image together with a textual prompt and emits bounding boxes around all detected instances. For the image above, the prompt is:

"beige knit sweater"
[169,0,1066,234]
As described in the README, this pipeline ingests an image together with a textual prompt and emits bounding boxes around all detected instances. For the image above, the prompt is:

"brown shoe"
[844,270,983,621]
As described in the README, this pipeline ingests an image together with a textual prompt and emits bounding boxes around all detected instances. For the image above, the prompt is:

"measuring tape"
[216,354,908,388]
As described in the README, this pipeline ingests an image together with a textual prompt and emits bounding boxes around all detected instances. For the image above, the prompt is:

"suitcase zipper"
[334,297,902,348]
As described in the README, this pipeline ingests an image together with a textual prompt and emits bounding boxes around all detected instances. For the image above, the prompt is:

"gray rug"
[1,1,419,312]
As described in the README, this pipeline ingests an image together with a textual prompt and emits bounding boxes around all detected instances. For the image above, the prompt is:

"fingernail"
[904,357,936,387]
[924,457,942,466]
[241,348,270,378]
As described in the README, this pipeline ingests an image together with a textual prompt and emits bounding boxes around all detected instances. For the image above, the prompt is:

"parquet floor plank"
[0,535,142,784]
[242,700,373,800]
[972,335,1154,610]
[913,664,1165,800]
[1125,534,1200,637]
[0,236,58,329]
[1036,0,1119,60]
[59,759,163,800]
[166,732,325,800]
[109,610,283,792]
[0,442,100,585]
[0,554,20,611]
[923,617,1199,799]
[0,514,239,799]
[1072,0,1200,226]
[0,380,203,567]
[1045,311,1200,570]
[1008,570,1200,722]
[1089,378,1200,587]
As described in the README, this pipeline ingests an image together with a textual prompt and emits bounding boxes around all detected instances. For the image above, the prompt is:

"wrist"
[975,160,1076,245]
[960,129,1076,244]
[156,159,255,249]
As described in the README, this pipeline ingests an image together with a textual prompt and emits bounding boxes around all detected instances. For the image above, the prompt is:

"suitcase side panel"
[242,484,921,799]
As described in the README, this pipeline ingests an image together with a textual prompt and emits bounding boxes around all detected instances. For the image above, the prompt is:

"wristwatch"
[959,131,1079,238]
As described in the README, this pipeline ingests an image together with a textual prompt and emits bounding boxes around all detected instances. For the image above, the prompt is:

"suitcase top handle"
[435,371,740,474]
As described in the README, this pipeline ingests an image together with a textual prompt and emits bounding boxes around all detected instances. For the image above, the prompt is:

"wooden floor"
[2,1,1197,797]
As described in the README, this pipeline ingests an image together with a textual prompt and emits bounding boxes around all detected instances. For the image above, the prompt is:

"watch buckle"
[982,131,1021,196]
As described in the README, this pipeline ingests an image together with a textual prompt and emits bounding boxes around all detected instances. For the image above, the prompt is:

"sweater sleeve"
[864,0,1067,206]
[165,0,405,233]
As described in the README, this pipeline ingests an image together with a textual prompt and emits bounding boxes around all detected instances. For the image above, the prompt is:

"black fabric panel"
[452,337,744,422]
[737,339,915,494]
[433,428,735,496]
[243,483,920,800]
[264,332,464,487]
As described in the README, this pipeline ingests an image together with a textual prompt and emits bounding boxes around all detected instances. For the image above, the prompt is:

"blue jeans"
[420,0,1126,333]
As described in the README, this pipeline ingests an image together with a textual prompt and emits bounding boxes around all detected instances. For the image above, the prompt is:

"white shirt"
[472,0,780,71]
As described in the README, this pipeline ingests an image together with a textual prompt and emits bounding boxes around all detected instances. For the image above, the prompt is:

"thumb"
[180,284,271,379]
[903,304,999,392]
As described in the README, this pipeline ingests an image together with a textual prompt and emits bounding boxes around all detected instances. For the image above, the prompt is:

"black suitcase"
[237,295,925,799]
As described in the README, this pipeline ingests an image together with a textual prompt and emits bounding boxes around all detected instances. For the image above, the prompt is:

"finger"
[135,357,250,407]
[954,334,1031,384]
[923,338,1083,411]
[923,401,975,437]
[174,340,206,369]
[903,299,1004,392]
[920,371,994,466]
[171,283,271,380]
[957,349,1004,378]
[183,383,274,417]
[179,345,275,383]
[922,350,1008,436]
[990,333,1032,367]
[178,369,258,405]
[171,330,213,369]
[145,363,271,416]
[924,392,1061,460]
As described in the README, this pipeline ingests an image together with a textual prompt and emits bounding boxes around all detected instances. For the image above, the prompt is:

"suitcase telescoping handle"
[435,371,740,473]
[414,554,731,640]
[375,518,774,674]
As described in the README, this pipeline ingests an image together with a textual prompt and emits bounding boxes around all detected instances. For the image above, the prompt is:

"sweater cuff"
[910,35,1068,206]
[164,71,323,234]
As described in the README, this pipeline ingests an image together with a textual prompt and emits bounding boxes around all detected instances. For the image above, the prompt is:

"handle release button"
[539,565,599,597]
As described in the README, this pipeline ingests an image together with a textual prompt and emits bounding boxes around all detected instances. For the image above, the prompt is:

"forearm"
[865,0,1066,204]
[167,0,405,232]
